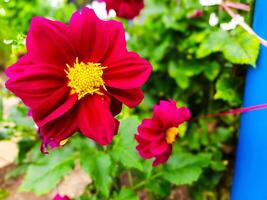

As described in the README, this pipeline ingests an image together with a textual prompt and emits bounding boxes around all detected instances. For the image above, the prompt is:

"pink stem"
[222,3,267,47]
[205,103,267,118]
[224,1,250,11]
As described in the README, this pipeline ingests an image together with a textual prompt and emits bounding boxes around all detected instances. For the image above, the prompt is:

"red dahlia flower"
[99,0,144,20]
[53,193,70,200]
[135,100,191,166]
[5,8,151,152]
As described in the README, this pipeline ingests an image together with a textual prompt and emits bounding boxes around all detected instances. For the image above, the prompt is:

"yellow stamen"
[65,58,107,100]
[59,138,69,146]
[165,127,179,144]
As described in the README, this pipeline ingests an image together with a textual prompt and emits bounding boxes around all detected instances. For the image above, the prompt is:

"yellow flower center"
[65,58,107,100]
[165,127,179,144]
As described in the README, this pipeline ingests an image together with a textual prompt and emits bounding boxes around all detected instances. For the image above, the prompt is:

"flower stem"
[128,170,133,187]
[133,173,162,190]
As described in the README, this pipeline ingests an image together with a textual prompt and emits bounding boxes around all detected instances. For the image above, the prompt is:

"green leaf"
[146,180,171,198]
[81,150,112,197]
[203,62,220,81]
[214,74,242,106]
[9,105,34,127]
[168,61,203,89]
[19,148,75,195]
[111,117,143,170]
[197,29,260,66]
[163,166,202,185]
[162,153,211,185]
[223,31,260,67]
[0,188,9,200]
[113,188,138,200]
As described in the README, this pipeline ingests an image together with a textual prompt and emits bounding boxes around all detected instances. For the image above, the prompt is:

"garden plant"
[0,0,261,199]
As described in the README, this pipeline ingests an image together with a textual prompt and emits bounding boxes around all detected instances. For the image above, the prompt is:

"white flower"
[0,8,5,16]
[87,1,116,20]
[220,16,244,30]
[48,0,64,8]
[209,13,219,26]
[200,0,222,6]
[220,20,237,30]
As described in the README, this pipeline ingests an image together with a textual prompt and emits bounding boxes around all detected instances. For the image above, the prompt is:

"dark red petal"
[68,8,126,63]
[137,118,164,140]
[78,95,119,145]
[152,146,172,167]
[136,144,154,159]
[135,135,154,159]
[138,131,164,142]
[5,62,66,108]
[135,134,149,144]
[108,87,144,108]
[150,137,169,155]
[5,56,33,78]
[34,93,77,127]
[39,107,78,152]
[5,60,76,126]
[110,97,122,116]
[27,16,75,66]
[104,52,151,90]
[30,87,76,126]
[103,0,144,19]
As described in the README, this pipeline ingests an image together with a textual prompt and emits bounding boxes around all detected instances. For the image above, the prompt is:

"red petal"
[5,62,66,108]
[138,119,160,134]
[27,17,75,66]
[152,146,172,167]
[5,56,33,78]
[39,107,78,152]
[137,119,164,141]
[108,87,144,108]
[103,0,144,19]
[135,135,154,159]
[149,138,169,155]
[104,52,151,90]
[136,144,154,159]
[110,97,122,116]
[34,93,77,127]
[68,8,126,63]
[153,100,190,129]
[174,107,191,125]
[5,60,76,126]
[78,95,119,145]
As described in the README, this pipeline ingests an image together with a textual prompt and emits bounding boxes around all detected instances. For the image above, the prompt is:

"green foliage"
[19,148,75,195]
[162,153,211,185]
[81,150,112,197]
[111,117,143,170]
[0,0,76,67]
[215,73,243,106]
[0,0,259,199]
[0,188,9,200]
[197,29,260,66]
[113,188,138,200]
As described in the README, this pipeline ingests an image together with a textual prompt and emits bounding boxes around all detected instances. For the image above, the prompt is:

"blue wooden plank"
[231,0,267,199]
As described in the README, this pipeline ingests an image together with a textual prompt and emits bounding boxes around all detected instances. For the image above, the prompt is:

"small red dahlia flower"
[188,10,203,19]
[99,0,144,20]
[53,193,70,200]
[135,100,191,167]
[5,8,151,152]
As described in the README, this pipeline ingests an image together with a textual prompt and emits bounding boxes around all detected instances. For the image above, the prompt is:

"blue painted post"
[231,0,267,199]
